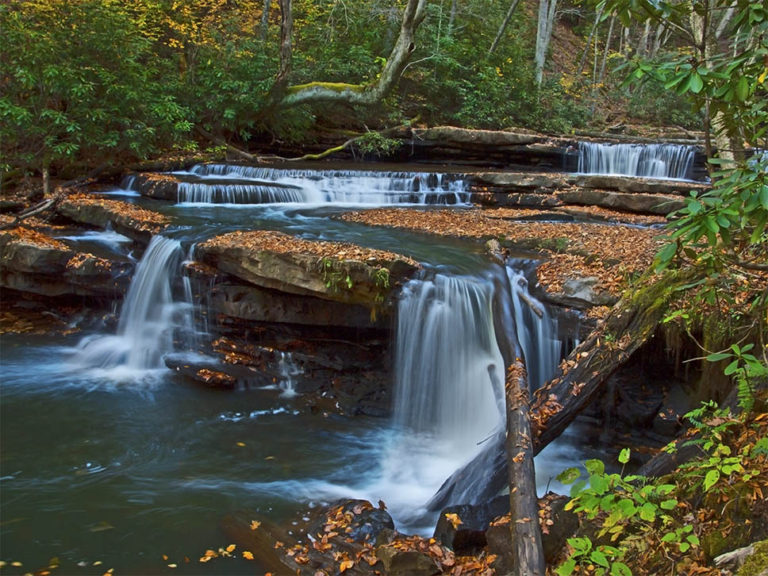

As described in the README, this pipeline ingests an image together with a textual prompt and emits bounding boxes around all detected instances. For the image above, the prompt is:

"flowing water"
[577,141,696,180]
[1,165,593,574]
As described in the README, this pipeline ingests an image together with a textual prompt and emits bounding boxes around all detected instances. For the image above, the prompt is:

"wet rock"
[564,173,708,196]
[132,173,179,201]
[208,281,388,328]
[433,495,509,554]
[306,500,395,545]
[375,546,439,576]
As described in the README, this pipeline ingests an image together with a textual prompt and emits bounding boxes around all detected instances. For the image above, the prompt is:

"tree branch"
[277,0,427,107]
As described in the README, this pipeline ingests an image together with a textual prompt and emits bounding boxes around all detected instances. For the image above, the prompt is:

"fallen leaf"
[444,512,463,530]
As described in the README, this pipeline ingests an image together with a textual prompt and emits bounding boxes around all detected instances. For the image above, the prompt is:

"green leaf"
[639,502,656,522]
[591,550,609,568]
[735,76,749,101]
[558,467,582,484]
[706,352,733,362]
[585,459,605,476]
[618,448,631,464]
[611,562,632,576]
[724,360,741,376]
[590,474,609,495]
[703,469,720,491]
[689,72,704,93]
[555,558,577,576]
[660,498,678,510]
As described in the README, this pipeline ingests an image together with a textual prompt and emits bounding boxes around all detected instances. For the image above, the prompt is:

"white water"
[174,163,470,205]
[72,236,189,379]
[577,141,695,179]
[278,352,301,398]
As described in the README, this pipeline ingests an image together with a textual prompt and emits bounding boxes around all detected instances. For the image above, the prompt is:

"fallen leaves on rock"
[200,230,419,269]
[341,208,662,309]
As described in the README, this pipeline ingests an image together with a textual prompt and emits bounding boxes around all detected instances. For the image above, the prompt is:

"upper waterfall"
[173,163,471,205]
[577,141,696,180]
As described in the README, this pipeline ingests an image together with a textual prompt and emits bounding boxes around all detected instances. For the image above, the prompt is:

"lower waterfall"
[72,236,191,378]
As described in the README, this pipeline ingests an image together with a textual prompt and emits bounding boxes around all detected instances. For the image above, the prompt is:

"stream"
[1,165,601,574]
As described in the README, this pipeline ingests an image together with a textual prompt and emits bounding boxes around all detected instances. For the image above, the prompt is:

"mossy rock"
[737,540,768,576]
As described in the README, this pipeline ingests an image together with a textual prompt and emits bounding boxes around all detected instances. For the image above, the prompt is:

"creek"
[1,165,599,574]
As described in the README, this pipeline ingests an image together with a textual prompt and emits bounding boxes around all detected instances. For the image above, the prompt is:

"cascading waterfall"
[373,273,506,530]
[73,236,189,376]
[174,163,470,205]
[577,141,695,180]
[380,265,565,521]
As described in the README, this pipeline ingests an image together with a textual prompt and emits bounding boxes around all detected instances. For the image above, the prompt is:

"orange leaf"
[242,551,254,561]
[339,559,355,572]
[250,520,261,530]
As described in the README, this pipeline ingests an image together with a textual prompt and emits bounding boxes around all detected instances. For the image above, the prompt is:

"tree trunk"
[275,0,293,91]
[534,0,558,85]
[489,0,523,55]
[277,0,427,107]
[577,6,603,76]
[598,15,615,83]
[505,361,546,576]
[261,0,272,39]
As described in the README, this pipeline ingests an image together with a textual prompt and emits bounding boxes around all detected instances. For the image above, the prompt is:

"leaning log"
[530,268,697,450]
[505,361,545,576]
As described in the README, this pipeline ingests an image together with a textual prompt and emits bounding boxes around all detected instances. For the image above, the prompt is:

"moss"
[286,82,366,94]
[737,539,768,576]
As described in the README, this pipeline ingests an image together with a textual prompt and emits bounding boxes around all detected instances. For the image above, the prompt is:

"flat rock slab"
[0,227,130,297]
[57,194,169,243]
[196,230,420,308]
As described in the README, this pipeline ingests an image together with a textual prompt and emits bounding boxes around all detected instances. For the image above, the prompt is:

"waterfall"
[175,164,470,205]
[278,352,301,398]
[577,142,695,180]
[507,268,561,391]
[380,266,565,521]
[393,274,506,441]
[73,236,189,375]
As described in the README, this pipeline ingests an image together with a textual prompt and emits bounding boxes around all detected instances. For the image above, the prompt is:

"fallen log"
[530,268,696,449]
[505,361,545,576]
[0,197,58,230]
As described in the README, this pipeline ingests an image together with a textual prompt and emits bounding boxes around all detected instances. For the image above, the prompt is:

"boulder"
[375,547,439,576]
[207,281,388,328]
[132,172,179,201]
[433,495,509,554]
[546,276,618,308]
[564,173,708,196]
